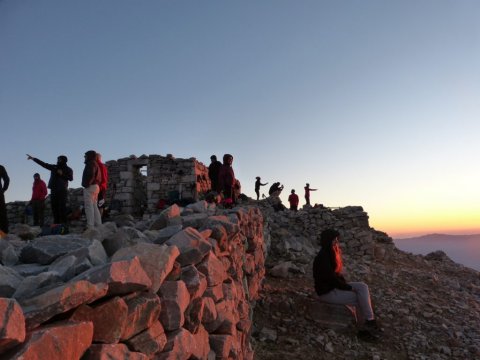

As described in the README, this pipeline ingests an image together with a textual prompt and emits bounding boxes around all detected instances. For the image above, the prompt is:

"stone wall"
[0,203,265,359]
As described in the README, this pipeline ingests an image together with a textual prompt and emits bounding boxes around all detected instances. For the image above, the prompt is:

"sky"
[1,0,480,238]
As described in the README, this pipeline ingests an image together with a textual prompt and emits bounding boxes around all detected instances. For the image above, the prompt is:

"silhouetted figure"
[288,189,299,211]
[255,176,268,200]
[30,173,48,226]
[313,229,382,341]
[218,154,236,207]
[304,183,317,206]
[96,153,108,217]
[268,182,284,197]
[82,150,103,230]
[208,155,222,192]
[27,154,73,224]
[0,165,10,233]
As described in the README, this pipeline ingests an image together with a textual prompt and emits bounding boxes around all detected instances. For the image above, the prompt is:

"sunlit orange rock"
[0,298,25,354]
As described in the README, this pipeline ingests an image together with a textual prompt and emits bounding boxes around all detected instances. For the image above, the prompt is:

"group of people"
[0,151,108,235]
[208,154,238,207]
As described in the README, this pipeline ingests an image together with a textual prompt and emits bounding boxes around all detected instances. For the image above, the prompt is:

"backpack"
[40,224,68,236]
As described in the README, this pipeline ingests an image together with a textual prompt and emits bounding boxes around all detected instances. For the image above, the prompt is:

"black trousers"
[51,190,68,224]
[0,192,8,233]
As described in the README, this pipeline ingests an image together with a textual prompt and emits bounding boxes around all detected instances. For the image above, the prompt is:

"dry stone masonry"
[0,202,265,359]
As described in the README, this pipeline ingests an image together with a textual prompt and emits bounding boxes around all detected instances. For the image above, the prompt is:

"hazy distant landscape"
[394,234,480,271]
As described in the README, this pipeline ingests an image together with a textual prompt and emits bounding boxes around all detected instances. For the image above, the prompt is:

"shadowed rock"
[158,281,191,331]
[19,235,92,265]
[0,265,23,298]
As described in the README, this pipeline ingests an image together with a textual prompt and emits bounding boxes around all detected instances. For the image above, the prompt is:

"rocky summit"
[251,198,480,360]
[0,195,479,360]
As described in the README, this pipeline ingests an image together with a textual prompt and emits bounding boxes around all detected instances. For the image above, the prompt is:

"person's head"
[222,154,233,165]
[320,228,340,248]
[33,173,40,180]
[84,150,97,163]
[57,155,68,165]
[210,155,217,162]
[306,183,310,187]
[320,229,342,272]
[291,189,295,194]
[256,176,260,180]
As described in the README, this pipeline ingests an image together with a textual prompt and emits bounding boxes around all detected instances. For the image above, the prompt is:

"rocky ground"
[252,245,480,360]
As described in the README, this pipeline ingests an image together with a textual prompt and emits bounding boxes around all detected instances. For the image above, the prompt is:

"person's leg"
[349,282,375,322]
[58,190,68,224]
[32,200,40,226]
[91,185,102,226]
[0,193,8,233]
[50,192,60,224]
[255,189,259,200]
[83,187,95,229]
[38,200,45,227]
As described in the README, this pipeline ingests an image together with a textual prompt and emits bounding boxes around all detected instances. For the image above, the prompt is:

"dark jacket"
[32,158,73,193]
[82,151,102,188]
[208,160,222,191]
[313,248,353,295]
[0,165,9,193]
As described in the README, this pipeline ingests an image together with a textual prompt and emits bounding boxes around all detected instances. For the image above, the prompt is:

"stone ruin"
[6,154,212,225]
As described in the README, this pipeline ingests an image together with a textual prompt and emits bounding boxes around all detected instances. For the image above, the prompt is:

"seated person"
[313,229,382,341]
[268,182,284,197]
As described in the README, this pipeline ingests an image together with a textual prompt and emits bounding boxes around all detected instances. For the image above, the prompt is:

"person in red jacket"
[96,153,108,216]
[30,173,48,226]
[288,189,299,211]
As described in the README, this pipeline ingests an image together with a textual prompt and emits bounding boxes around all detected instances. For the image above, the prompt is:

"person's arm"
[261,182,268,186]
[27,155,54,171]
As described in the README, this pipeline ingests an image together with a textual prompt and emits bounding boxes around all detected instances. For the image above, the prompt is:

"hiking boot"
[357,329,380,342]
[358,319,382,341]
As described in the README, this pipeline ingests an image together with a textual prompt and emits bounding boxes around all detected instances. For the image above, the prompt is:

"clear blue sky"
[2,0,480,237]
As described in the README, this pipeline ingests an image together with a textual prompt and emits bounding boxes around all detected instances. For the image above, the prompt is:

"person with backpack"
[27,154,73,224]
[96,153,108,217]
[313,229,382,341]
[82,150,103,229]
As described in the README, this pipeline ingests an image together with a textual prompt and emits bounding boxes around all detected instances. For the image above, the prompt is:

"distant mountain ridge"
[394,233,480,271]
[396,233,480,241]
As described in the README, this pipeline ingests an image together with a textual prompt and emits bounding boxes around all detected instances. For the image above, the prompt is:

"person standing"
[96,153,108,217]
[27,154,73,224]
[304,183,317,206]
[254,176,268,201]
[218,154,236,207]
[30,173,48,226]
[288,189,299,211]
[82,150,103,230]
[0,165,10,233]
[208,155,222,193]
